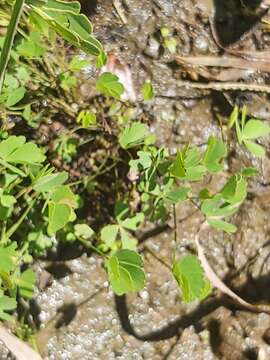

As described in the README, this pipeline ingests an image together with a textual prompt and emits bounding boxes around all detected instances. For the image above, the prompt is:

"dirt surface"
[2,0,270,359]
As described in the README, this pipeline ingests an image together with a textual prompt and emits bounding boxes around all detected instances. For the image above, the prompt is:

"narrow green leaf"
[241,105,247,129]
[28,10,50,35]
[235,117,243,144]
[228,105,238,129]
[0,0,25,91]
[33,2,103,56]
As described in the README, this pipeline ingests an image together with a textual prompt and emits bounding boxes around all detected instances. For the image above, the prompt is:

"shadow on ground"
[213,0,265,46]
[114,271,270,357]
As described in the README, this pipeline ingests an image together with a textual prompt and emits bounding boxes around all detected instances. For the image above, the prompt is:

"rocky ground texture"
[3,0,270,359]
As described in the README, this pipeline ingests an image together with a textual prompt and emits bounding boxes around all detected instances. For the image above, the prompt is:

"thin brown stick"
[195,222,270,314]
[0,325,42,360]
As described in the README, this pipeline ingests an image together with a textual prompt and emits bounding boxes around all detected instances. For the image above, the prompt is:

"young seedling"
[229,105,270,157]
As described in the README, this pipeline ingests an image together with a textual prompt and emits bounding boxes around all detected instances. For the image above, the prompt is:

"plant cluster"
[0,0,270,353]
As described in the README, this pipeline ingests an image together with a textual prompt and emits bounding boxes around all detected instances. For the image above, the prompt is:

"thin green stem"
[172,204,177,265]
[5,198,36,239]
[15,185,33,200]
[68,179,84,187]
[17,241,29,260]
[88,161,118,182]
[69,159,118,187]
[78,138,95,147]
[78,237,105,257]
[0,0,25,92]
[0,221,7,244]
[0,158,26,177]
[144,246,171,270]
[51,98,76,117]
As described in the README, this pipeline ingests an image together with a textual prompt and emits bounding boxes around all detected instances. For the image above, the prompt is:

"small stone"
[144,36,160,59]
[140,291,149,300]
[194,35,209,53]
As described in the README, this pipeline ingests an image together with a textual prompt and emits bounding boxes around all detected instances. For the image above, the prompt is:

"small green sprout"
[229,105,270,157]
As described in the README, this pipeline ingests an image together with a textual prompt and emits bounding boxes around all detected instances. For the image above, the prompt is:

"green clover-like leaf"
[0,295,17,321]
[74,224,94,240]
[96,72,124,99]
[173,255,211,303]
[142,81,154,101]
[119,122,148,149]
[203,137,226,173]
[0,136,45,165]
[106,249,145,295]
[18,269,36,299]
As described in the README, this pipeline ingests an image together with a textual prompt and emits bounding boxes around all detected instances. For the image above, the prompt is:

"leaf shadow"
[45,263,73,279]
[114,271,270,343]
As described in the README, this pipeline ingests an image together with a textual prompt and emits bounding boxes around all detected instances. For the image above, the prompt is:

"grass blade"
[0,0,25,92]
